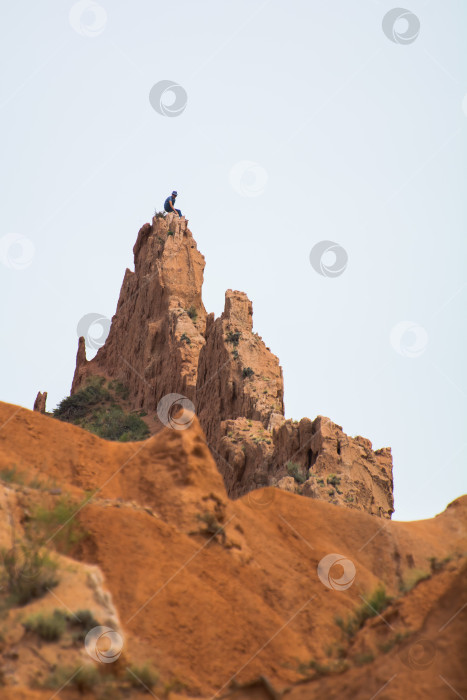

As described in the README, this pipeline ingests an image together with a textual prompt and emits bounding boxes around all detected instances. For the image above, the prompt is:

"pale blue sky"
[1,0,466,520]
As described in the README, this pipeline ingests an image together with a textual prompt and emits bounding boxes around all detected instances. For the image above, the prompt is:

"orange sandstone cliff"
[69,213,393,518]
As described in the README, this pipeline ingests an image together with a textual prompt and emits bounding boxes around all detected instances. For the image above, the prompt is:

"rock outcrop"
[67,212,394,518]
[33,391,47,413]
[71,215,207,406]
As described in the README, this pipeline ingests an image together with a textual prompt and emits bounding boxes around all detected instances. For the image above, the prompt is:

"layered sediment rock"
[67,212,394,517]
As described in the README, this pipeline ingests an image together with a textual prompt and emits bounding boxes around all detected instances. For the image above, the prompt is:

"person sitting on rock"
[164,191,182,217]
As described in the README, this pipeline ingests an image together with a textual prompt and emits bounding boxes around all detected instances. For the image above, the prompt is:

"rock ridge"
[66,212,393,518]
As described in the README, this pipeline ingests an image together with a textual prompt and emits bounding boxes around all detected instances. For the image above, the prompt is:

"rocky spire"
[71,214,207,409]
[68,212,394,518]
[33,391,47,413]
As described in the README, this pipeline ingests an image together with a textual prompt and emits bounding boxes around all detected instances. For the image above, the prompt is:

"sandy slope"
[0,401,465,699]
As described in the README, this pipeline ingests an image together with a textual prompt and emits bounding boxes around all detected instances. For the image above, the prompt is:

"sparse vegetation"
[126,664,159,692]
[195,512,226,544]
[429,555,451,573]
[44,665,102,693]
[154,210,167,219]
[353,651,374,666]
[68,609,100,643]
[297,658,348,678]
[360,585,391,618]
[324,642,347,660]
[232,348,239,359]
[287,461,307,484]
[377,631,410,653]
[74,665,102,693]
[53,378,149,442]
[0,543,59,606]
[242,367,254,379]
[186,305,197,322]
[400,568,431,593]
[163,677,188,696]
[167,230,175,236]
[108,380,130,400]
[53,377,111,421]
[30,495,87,553]
[226,331,241,346]
[180,333,191,344]
[28,475,47,490]
[0,465,24,484]
[82,405,150,442]
[22,605,101,647]
[23,609,67,641]
[335,585,391,638]
[327,474,341,488]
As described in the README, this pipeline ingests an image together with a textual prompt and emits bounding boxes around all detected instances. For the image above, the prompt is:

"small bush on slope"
[126,664,159,692]
[23,609,67,641]
[287,461,307,484]
[0,544,59,606]
[335,584,391,638]
[53,377,110,421]
[29,495,87,554]
[53,377,149,442]
[78,405,150,441]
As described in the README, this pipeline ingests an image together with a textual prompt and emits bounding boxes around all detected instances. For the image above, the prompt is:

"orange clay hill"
[0,212,462,700]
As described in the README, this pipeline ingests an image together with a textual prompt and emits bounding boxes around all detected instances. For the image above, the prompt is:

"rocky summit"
[65,212,394,518]
[3,210,466,700]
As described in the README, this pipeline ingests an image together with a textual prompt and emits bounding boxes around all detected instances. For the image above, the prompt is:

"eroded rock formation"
[33,391,47,413]
[68,212,394,518]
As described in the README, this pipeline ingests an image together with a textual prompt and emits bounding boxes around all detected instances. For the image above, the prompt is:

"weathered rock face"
[72,214,207,410]
[273,415,394,517]
[196,289,284,447]
[217,415,394,517]
[33,391,47,413]
[67,212,394,518]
